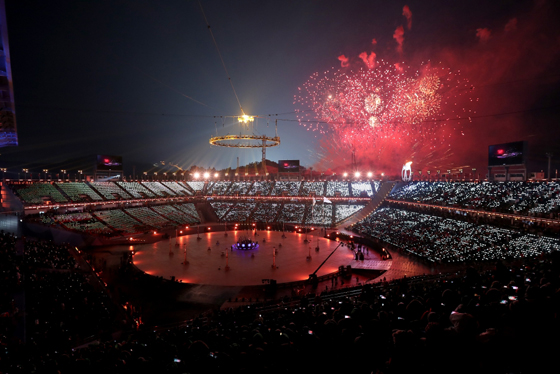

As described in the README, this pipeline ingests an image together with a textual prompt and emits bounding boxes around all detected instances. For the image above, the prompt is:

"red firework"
[295,60,475,167]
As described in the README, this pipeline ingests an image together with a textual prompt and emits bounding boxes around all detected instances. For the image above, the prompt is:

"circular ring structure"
[209,134,280,148]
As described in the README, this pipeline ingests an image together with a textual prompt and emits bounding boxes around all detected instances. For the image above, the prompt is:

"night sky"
[2,0,560,177]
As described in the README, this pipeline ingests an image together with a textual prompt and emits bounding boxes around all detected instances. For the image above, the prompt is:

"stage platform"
[132,230,382,286]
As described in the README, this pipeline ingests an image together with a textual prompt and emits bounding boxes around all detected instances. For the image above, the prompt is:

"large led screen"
[488,141,527,166]
[278,160,300,172]
[96,155,123,171]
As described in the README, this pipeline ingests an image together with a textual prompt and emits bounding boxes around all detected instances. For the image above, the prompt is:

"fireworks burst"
[295,60,475,169]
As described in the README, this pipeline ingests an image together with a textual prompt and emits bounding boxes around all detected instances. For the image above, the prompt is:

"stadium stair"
[302,204,310,225]
[273,202,284,223]
[334,181,396,229]
[197,202,216,223]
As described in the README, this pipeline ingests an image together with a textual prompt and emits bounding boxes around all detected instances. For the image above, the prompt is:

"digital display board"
[488,141,527,166]
[278,160,300,172]
[96,155,123,171]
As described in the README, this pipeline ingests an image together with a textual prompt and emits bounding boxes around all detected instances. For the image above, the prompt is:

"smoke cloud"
[393,25,405,52]
[476,28,491,42]
[505,18,517,32]
[337,54,349,67]
[403,5,412,30]
[359,51,376,69]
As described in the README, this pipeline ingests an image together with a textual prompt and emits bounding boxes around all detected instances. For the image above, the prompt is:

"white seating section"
[228,181,253,195]
[351,182,374,197]
[56,182,103,202]
[301,182,325,196]
[185,181,205,192]
[271,182,301,196]
[207,181,231,195]
[335,205,364,223]
[252,203,280,222]
[278,203,306,223]
[141,182,175,197]
[306,204,332,225]
[116,182,156,198]
[89,182,132,200]
[14,183,68,204]
[326,181,350,196]
[390,181,560,217]
[210,202,234,220]
[353,207,560,262]
[247,181,273,196]
[94,210,142,233]
[52,212,113,235]
[173,203,201,222]
[222,202,257,221]
[151,205,198,225]
[124,207,172,229]
[161,182,192,196]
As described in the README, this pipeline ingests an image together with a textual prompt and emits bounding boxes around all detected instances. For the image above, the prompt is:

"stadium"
[1,1,560,373]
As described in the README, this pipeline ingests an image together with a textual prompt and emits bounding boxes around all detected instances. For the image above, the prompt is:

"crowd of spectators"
[124,207,173,229]
[326,181,350,197]
[335,204,365,223]
[7,181,382,205]
[173,203,201,222]
[271,181,302,196]
[301,181,326,196]
[353,207,560,262]
[151,205,199,225]
[247,181,274,196]
[185,181,205,192]
[141,182,176,197]
[89,182,132,200]
[278,203,307,223]
[55,182,104,202]
[10,183,68,204]
[48,212,114,236]
[228,181,253,195]
[222,203,257,222]
[161,181,192,196]
[210,202,234,220]
[1,233,121,373]
[251,203,281,222]
[207,181,231,195]
[93,209,144,234]
[116,182,156,199]
[2,234,557,373]
[306,204,333,226]
[390,181,560,218]
[351,181,376,197]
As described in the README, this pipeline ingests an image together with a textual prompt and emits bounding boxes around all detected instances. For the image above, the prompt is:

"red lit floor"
[131,230,381,286]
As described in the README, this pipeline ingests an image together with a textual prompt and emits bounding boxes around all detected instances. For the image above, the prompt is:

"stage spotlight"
[214,173,219,178]
[343,172,348,177]
[355,172,360,178]
[203,172,210,179]
[367,172,373,178]
[194,172,200,179]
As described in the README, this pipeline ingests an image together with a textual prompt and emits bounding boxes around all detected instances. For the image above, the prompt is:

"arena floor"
[132,229,380,286]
